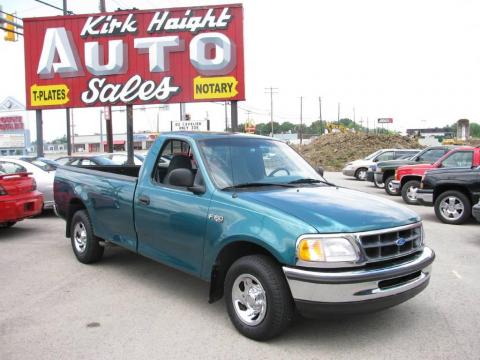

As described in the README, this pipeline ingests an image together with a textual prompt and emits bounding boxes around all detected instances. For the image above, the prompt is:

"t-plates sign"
[378,118,393,124]
[23,4,245,110]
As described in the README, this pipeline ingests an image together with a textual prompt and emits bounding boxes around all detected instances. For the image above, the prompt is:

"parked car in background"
[102,152,145,165]
[55,155,116,166]
[0,157,54,210]
[20,157,60,171]
[416,166,480,224]
[366,146,452,194]
[366,152,421,188]
[342,148,421,181]
[54,132,434,340]
[391,147,480,205]
[0,171,43,228]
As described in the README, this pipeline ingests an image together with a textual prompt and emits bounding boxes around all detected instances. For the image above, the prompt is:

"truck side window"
[418,149,446,162]
[152,139,195,185]
[375,151,394,162]
[441,151,473,168]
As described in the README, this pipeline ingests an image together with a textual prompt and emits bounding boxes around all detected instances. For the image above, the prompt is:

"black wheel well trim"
[382,170,395,182]
[400,175,422,187]
[65,198,87,238]
[433,186,473,204]
[208,240,283,304]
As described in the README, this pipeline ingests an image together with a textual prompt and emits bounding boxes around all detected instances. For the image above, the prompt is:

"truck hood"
[377,159,418,168]
[399,163,435,171]
[239,186,420,233]
[425,167,478,176]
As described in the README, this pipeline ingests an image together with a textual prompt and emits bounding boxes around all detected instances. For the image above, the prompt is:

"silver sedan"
[0,157,55,210]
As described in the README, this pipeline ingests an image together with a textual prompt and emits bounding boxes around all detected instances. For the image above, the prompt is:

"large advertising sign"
[23,4,244,110]
[0,116,24,131]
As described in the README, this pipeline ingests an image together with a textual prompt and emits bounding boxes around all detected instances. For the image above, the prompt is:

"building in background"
[0,97,30,155]
[72,132,158,153]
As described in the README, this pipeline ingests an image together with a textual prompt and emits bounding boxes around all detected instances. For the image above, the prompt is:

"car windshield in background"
[30,159,56,172]
[198,137,324,189]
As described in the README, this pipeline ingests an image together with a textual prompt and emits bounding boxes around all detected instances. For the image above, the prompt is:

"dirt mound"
[297,132,422,171]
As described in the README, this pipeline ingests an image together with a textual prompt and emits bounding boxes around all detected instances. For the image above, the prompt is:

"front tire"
[384,176,399,196]
[402,180,421,205]
[224,255,294,341]
[355,168,368,181]
[434,190,471,225]
[70,210,104,264]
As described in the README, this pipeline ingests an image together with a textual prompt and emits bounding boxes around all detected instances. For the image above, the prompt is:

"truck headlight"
[297,237,359,263]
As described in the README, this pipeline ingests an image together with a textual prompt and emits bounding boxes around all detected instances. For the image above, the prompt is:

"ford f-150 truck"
[54,132,435,340]
[391,146,480,205]
[416,166,480,224]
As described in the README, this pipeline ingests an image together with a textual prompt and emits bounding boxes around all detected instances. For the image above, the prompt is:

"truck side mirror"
[317,167,324,177]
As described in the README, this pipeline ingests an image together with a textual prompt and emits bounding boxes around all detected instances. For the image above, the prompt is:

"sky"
[0,0,479,141]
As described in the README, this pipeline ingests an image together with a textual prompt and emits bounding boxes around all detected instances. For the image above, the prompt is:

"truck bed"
[54,165,140,251]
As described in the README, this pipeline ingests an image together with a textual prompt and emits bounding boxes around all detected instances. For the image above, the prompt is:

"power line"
[0,9,22,21]
[33,0,74,14]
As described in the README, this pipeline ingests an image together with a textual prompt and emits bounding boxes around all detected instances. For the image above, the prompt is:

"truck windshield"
[198,137,324,189]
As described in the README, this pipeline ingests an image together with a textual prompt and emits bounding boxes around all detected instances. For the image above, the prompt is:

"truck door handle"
[138,195,150,205]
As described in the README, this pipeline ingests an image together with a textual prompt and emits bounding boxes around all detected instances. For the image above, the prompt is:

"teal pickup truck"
[54,132,435,340]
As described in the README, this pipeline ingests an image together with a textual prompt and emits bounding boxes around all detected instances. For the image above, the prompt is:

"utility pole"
[337,102,340,124]
[99,0,106,12]
[299,96,303,145]
[264,87,278,137]
[353,106,356,128]
[224,101,228,131]
[318,97,323,135]
[62,0,72,155]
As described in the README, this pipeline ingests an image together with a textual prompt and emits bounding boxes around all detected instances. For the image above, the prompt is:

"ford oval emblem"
[396,237,406,246]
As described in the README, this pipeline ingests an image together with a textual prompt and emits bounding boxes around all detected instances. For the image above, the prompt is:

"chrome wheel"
[439,196,464,221]
[73,222,87,253]
[406,185,418,201]
[387,181,396,193]
[231,274,267,326]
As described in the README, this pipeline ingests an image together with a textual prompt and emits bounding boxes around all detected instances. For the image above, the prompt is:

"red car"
[391,146,480,204]
[0,172,44,228]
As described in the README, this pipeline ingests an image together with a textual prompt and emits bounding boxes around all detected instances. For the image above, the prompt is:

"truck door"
[134,139,211,276]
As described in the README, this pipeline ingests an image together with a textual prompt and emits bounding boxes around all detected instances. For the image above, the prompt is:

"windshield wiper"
[222,182,294,191]
[288,178,335,186]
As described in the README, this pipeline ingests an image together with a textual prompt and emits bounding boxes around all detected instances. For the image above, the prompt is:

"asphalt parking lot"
[1,172,479,360]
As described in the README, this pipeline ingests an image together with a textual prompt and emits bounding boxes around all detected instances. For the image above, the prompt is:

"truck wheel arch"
[401,175,421,187]
[382,170,394,183]
[209,240,283,304]
[65,198,87,238]
[433,185,472,204]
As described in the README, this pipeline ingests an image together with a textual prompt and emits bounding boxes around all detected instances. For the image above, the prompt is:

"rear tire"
[224,255,294,341]
[434,190,471,225]
[70,210,104,264]
[384,176,399,196]
[401,180,421,205]
[355,168,368,181]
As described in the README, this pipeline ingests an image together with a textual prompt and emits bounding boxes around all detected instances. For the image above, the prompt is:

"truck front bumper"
[390,180,401,192]
[473,202,480,222]
[366,170,375,182]
[416,189,434,205]
[283,247,434,317]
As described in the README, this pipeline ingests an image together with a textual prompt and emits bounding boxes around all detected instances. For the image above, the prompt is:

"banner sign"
[378,118,393,124]
[0,134,25,148]
[0,116,24,131]
[23,4,245,110]
[172,120,208,131]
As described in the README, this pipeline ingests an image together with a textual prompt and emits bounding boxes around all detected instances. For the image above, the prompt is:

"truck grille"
[358,223,423,262]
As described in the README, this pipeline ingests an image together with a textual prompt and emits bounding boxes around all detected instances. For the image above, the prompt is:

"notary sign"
[23,4,245,110]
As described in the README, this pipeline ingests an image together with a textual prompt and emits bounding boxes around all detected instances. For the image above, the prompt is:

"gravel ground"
[0,172,479,359]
